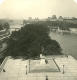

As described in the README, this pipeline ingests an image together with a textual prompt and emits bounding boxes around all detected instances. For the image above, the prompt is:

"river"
[49,32,77,59]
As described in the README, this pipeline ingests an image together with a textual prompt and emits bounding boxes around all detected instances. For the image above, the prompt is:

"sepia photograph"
[0,0,77,80]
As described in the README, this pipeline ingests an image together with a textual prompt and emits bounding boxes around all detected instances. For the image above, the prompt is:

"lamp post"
[62,65,64,74]
[46,75,48,80]
[29,59,30,73]
[26,65,27,75]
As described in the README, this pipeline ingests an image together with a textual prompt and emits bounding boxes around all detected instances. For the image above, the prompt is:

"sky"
[0,0,77,19]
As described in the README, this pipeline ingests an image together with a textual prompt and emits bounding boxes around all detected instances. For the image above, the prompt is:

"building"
[47,15,57,21]
[58,16,64,21]
[63,18,77,24]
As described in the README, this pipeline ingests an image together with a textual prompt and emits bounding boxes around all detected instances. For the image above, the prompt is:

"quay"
[0,55,77,80]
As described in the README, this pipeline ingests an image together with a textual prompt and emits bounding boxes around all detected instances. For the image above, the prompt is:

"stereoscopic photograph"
[0,0,77,80]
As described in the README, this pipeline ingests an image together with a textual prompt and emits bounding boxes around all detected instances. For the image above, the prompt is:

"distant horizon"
[0,15,77,20]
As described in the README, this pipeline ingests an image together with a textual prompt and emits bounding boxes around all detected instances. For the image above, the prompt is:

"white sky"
[0,0,77,19]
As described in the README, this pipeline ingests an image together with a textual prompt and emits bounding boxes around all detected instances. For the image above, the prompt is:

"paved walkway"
[0,56,77,80]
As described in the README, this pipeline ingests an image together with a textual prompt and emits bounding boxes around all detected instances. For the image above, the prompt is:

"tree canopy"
[6,23,62,59]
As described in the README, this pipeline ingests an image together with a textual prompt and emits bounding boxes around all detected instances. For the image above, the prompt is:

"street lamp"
[29,59,30,73]
[62,65,64,74]
[26,65,27,75]
[46,75,48,80]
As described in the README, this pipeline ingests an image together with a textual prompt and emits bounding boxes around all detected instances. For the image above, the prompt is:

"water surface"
[49,32,77,59]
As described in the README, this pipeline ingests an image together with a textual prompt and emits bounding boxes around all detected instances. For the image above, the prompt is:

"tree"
[0,24,3,30]
[6,23,62,59]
